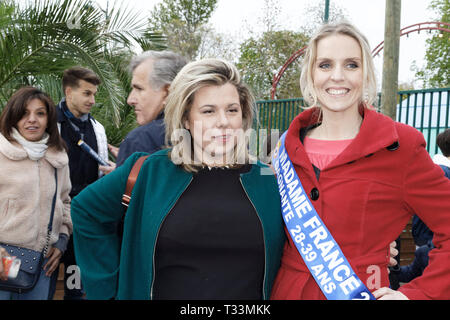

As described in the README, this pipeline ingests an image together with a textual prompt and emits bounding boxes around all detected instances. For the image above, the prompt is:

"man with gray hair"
[104,50,187,169]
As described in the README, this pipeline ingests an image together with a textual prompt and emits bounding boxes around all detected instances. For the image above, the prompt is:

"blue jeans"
[0,258,57,300]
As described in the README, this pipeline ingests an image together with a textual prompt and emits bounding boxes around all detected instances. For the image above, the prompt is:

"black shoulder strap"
[43,168,58,255]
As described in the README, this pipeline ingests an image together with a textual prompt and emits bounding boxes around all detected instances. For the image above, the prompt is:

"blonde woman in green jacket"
[71,59,285,300]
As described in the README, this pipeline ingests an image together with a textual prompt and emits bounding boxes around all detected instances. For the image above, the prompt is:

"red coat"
[270,107,450,300]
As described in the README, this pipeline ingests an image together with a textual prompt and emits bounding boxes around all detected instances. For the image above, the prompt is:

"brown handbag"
[121,155,150,210]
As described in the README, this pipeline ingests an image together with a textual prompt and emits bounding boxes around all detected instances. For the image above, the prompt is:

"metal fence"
[255,87,450,156]
[397,88,449,156]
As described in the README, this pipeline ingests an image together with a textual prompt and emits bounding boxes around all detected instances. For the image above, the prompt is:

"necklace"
[200,163,240,170]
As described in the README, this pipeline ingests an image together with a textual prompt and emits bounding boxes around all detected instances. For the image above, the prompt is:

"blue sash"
[272,132,375,300]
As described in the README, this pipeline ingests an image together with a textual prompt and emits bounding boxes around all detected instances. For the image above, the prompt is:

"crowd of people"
[1,21,450,300]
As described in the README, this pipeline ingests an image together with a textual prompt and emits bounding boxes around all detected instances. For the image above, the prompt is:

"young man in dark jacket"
[57,66,108,300]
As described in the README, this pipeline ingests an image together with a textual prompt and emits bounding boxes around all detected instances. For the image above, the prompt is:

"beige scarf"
[11,127,49,160]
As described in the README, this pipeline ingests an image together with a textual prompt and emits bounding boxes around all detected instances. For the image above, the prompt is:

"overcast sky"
[96,0,438,87]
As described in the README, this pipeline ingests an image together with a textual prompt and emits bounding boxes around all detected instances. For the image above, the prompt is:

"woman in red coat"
[270,22,450,300]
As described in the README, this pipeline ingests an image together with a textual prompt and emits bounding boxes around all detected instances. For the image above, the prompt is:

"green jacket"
[71,150,285,300]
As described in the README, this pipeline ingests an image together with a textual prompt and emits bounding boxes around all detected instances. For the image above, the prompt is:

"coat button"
[310,188,319,201]
[386,141,399,151]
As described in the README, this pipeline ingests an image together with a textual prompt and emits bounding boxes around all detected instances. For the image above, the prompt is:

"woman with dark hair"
[0,87,72,300]
[0,88,66,151]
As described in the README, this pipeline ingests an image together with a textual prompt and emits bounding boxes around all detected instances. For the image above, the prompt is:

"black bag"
[0,169,57,293]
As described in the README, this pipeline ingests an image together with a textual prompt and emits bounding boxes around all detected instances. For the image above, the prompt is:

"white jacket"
[433,153,450,168]
[90,117,108,178]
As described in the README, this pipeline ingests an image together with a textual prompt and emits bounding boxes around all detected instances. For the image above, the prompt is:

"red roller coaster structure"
[270,21,450,99]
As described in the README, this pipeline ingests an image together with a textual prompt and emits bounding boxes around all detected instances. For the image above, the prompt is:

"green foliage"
[237,30,309,100]
[148,0,218,60]
[236,0,347,100]
[0,0,166,144]
[415,0,449,88]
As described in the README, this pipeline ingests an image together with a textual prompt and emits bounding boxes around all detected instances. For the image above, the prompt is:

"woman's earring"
[309,93,321,107]
[363,90,369,104]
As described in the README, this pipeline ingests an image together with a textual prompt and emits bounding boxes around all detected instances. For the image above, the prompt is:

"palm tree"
[0,0,165,138]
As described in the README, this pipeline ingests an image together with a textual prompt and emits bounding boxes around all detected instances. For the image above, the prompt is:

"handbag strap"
[43,168,58,255]
[121,155,150,210]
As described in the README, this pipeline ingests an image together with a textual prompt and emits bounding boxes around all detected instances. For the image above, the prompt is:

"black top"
[116,112,165,167]
[152,164,265,300]
[57,100,99,198]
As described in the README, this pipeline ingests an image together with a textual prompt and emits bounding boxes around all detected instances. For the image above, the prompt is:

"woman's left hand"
[43,247,62,277]
[387,241,399,267]
[373,287,409,300]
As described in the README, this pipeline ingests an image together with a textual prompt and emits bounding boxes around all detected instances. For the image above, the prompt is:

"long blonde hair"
[164,58,256,173]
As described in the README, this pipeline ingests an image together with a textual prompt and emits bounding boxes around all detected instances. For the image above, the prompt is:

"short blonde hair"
[164,58,256,172]
[300,21,377,108]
